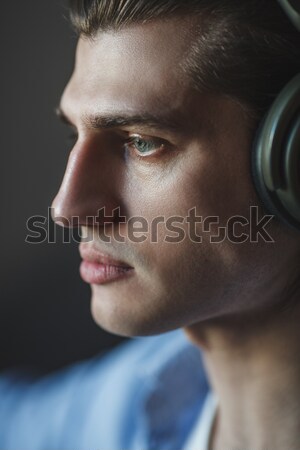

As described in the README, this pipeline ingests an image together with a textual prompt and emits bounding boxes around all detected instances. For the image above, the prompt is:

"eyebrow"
[55,106,181,134]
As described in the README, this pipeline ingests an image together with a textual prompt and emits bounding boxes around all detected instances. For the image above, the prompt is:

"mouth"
[79,244,134,285]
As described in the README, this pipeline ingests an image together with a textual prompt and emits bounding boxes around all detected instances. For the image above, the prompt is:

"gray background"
[0,1,124,371]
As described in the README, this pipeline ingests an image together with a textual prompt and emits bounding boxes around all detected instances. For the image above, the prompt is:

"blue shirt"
[0,330,210,450]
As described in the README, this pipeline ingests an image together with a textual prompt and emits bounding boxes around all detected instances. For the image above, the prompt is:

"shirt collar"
[134,330,210,450]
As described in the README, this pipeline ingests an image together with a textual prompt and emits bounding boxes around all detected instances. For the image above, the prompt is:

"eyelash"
[66,130,168,159]
[124,134,166,158]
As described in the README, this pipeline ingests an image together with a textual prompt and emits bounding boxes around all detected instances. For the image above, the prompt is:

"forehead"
[61,17,197,120]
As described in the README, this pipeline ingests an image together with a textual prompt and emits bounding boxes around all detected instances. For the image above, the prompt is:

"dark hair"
[69,0,300,121]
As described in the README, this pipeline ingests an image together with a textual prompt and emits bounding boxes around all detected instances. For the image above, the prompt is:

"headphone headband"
[277,0,300,31]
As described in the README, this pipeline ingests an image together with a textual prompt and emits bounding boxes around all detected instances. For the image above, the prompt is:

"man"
[1,0,300,449]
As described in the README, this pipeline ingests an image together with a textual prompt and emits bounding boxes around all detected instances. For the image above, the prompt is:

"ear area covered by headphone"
[252,73,300,230]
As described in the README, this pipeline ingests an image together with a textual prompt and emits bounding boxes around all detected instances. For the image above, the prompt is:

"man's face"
[53,16,299,336]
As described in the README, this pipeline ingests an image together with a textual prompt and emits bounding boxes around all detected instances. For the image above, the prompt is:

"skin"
[52,16,300,449]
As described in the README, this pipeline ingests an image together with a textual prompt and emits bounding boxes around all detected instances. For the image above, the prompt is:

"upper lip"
[79,244,133,268]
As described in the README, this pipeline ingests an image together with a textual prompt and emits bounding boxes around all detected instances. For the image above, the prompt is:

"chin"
[89,286,186,338]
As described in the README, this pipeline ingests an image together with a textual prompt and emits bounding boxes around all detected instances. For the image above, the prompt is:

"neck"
[185,302,300,450]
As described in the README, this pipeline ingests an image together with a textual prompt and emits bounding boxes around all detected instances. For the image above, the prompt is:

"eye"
[124,134,165,157]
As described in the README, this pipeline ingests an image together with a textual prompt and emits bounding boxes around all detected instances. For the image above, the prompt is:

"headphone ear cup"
[251,73,300,231]
[251,120,284,220]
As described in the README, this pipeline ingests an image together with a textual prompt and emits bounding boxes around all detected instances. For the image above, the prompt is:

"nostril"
[54,215,79,228]
[51,205,70,228]
[50,198,77,228]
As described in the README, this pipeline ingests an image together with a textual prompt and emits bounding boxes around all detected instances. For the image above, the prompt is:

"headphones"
[252,0,300,230]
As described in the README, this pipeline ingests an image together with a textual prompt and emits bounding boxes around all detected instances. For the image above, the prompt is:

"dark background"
[0,0,124,372]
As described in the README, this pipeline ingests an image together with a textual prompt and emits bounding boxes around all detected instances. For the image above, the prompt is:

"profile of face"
[52,16,300,337]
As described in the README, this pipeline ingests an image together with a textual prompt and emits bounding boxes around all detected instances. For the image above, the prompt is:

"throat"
[185,306,300,450]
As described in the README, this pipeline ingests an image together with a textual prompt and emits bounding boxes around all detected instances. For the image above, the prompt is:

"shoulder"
[0,330,209,450]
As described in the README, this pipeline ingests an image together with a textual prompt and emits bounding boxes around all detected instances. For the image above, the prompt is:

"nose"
[51,137,122,228]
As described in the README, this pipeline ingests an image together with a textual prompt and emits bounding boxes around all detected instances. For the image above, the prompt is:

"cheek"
[186,147,255,219]
[120,142,254,274]
[121,144,270,303]
[123,132,256,223]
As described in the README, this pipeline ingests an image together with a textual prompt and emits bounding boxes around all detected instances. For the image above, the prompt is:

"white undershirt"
[183,392,218,450]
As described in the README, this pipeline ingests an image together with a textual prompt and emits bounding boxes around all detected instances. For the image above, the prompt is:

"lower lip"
[80,260,133,285]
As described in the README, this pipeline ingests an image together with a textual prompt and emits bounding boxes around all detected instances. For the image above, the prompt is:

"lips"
[79,245,134,285]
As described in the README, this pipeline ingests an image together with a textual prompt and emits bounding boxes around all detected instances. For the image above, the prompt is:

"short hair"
[69,0,300,121]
